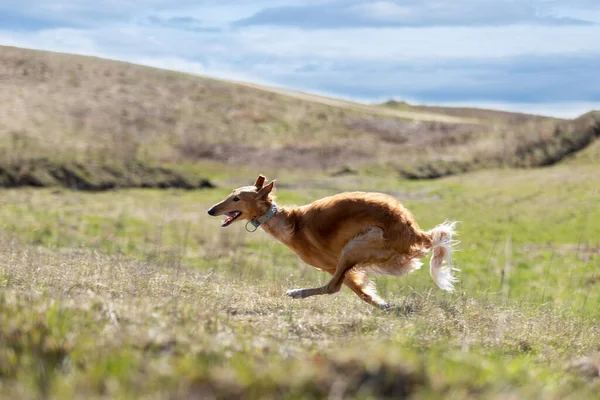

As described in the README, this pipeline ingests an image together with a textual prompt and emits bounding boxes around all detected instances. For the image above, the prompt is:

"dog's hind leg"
[343,270,389,309]
[286,228,391,303]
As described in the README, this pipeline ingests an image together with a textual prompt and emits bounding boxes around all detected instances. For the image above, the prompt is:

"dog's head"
[207,175,276,227]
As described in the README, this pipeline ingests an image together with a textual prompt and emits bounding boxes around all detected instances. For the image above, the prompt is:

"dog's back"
[290,192,431,258]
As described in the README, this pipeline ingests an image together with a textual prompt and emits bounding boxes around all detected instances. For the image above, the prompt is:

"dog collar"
[246,203,278,232]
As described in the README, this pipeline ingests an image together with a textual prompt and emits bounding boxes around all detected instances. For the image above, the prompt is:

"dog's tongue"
[221,215,235,226]
[221,211,239,227]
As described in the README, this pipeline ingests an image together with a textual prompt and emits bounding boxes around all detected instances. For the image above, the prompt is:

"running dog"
[207,175,459,308]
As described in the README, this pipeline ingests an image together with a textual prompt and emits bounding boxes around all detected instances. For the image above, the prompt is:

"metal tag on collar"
[245,220,260,233]
[245,204,277,233]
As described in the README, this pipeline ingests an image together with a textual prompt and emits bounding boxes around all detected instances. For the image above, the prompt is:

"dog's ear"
[254,175,266,189]
[256,180,275,200]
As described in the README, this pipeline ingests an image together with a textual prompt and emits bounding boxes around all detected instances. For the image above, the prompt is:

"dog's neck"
[248,203,278,230]
[260,204,295,244]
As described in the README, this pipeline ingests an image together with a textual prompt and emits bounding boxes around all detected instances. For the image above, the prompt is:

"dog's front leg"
[285,261,349,299]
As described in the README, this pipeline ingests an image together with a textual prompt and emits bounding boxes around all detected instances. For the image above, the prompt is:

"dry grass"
[0,161,599,398]
[0,46,383,165]
[1,238,599,399]
[382,100,561,125]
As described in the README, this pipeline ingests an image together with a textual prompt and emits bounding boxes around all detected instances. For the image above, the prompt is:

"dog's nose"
[207,207,216,216]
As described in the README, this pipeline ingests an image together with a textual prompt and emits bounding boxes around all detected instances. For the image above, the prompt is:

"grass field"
[1,160,599,399]
[1,44,599,399]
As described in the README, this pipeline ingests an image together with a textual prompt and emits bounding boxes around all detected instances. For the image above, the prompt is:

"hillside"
[0,45,599,188]
[1,46,600,399]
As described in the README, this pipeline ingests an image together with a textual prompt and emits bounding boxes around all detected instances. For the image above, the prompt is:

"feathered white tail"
[427,221,459,292]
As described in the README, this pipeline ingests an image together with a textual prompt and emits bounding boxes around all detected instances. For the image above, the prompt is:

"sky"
[1,1,600,117]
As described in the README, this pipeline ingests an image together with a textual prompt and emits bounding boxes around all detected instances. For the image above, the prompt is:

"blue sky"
[1,1,600,117]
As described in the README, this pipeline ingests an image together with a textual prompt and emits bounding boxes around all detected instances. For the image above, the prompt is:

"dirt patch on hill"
[344,116,481,146]
[178,142,370,170]
[510,111,600,167]
[396,111,600,179]
[181,111,600,177]
[0,159,214,190]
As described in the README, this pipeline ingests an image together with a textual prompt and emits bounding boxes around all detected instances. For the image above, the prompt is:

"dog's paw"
[286,289,305,299]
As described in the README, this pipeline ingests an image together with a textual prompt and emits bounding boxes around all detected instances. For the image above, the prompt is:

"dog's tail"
[426,221,459,292]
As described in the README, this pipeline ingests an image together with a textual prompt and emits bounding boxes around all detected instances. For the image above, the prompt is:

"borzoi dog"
[208,175,458,308]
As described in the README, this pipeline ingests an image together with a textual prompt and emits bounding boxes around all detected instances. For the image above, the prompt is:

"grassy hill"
[1,45,598,188]
[0,45,599,399]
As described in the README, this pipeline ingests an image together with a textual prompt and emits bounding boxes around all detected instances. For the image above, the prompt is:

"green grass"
[2,44,599,399]
[0,162,599,398]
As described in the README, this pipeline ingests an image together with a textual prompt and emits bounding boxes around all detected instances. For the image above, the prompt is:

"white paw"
[286,289,305,299]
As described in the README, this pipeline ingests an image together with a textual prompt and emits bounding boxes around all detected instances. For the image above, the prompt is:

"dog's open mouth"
[222,211,242,227]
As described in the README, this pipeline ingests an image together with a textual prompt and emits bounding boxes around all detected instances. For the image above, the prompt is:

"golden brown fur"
[208,175,459,308]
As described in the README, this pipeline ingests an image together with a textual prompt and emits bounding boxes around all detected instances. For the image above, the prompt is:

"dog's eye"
[233,196,240,202]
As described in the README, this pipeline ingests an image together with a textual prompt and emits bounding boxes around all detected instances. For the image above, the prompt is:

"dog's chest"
[262,214,339,270]
[285,232,339,270]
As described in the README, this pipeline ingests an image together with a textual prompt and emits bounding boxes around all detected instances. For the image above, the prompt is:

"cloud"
[0,1,266,28]
[240,54,600,104]
[3,22,600,104]
[0,9,79,31]
[141,16,221,32]
[1,0,599,118]
[235,0,595,29]
[233,24,600,61]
